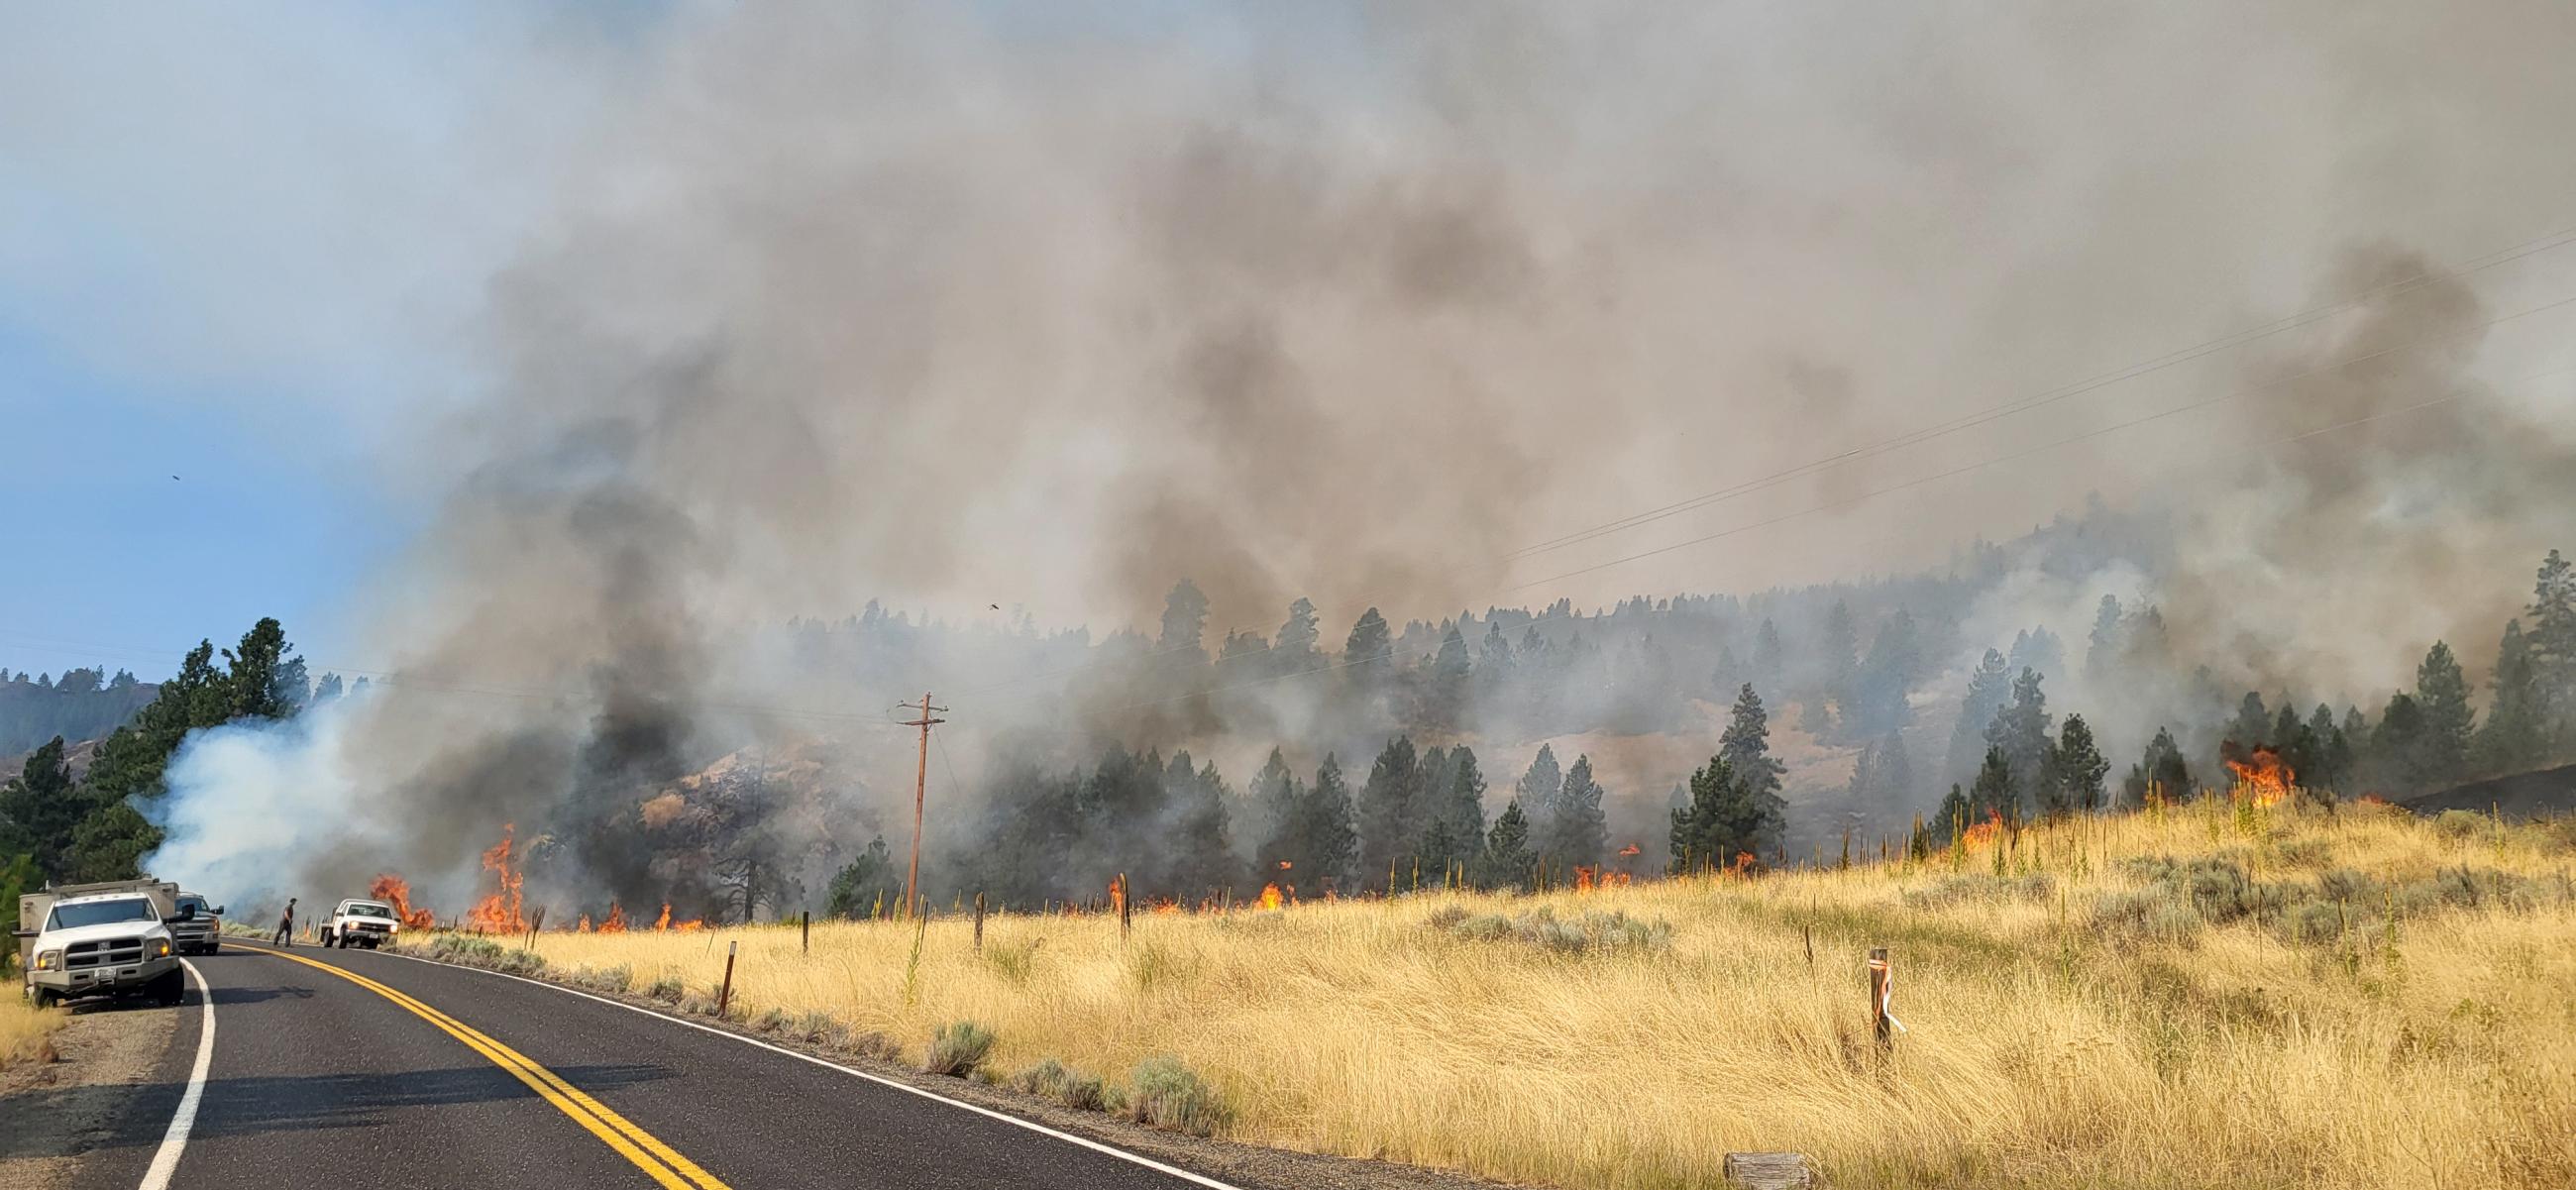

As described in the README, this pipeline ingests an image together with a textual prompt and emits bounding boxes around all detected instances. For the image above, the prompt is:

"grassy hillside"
[444,800,2576,1189]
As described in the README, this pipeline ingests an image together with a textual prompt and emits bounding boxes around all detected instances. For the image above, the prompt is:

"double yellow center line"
[255,947,732,1190]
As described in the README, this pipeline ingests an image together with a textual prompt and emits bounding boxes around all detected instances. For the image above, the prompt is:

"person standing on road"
[274,897,297,947]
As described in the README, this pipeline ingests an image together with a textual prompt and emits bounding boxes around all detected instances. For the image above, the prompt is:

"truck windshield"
[347,904,395,920]
[47,899,158,930]
[179,896,208,915]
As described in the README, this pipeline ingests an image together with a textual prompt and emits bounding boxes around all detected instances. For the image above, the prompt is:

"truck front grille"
[66,936,147,969]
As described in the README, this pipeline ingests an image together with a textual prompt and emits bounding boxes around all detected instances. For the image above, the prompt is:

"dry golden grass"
[0,990,65,1071]
[497,801,2576,1189]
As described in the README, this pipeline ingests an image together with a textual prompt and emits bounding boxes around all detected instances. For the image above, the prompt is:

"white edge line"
[137,958,214,1190]
[328,944,1250,1190]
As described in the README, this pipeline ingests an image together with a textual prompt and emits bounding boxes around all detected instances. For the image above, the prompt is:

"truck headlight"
[34,950,59,971]
[155,938,173,957]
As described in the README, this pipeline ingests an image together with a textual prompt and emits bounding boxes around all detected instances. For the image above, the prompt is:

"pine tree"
[2477,619,2546,773]
[1476,801,1535,890]
[2054,714,2109,813]
[2527,550,2576,740]
[1719,684,1786,815]
[2306,703,2351,796]
[1344,608,1393,669]
[1357,736,1423,889]
[1275,598,1322,671]
[1515,744,1563,851]
[1420,746,1488,877]
[1933,783,1973,840]
[224,617,306,719]
[825,835,897,919]
[2228,691,2272,748]
[1851,611,1922,738]
[1546,754,1608,868]
[1969,745,2018,821]
[2125,725,2193,806]
[1945,649,2013,787]
[1302,754,1359,888]
[2413,641,2474,789]
[1984,667,2053,796]
[1668,755,1738,874]
[0,737,86,876]
[2371,693,2428,794]
[1752,619,1784,684]
[2085,594,2123,678]
[1246,748,1300,865]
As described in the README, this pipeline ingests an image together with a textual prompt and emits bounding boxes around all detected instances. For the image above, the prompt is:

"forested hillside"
[0,667,156,756]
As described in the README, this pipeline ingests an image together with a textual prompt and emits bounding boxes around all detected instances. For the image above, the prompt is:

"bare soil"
[0,999,176,1190]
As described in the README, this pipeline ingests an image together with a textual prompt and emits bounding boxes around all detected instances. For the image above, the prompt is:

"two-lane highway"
[61,941,1250,1190]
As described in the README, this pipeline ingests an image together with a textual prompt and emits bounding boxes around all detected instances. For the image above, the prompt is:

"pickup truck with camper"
[16,878,195,1009]
[320,898,403,949]
[171,891,226,955]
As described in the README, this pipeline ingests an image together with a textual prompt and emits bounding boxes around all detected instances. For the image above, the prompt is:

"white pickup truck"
[17,880,192,1009]
[319,899,402,949]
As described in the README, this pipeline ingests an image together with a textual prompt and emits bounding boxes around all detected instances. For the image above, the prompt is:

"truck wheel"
[31,987,59,1011]
[154,970,186,1007]
[206,941,220,955]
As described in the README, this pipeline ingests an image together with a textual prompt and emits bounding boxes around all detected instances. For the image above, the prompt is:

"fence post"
[801,910,809,956]
[973,892,986,954]
[716,940,738,1020]
[1868,946,1893,1052]
[1118,874,1132,941]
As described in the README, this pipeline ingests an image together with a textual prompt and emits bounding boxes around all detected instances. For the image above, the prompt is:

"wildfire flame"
[464,825,528,933]
[1617,843,1642,857]
[1109,875,1127,916]
[654,902,672,930]
[577,914,593,932]
[368,874,436,929]
[1255,883,1285,911]
[1962,809,2003,848]
[1573,866,1597,892]
[1277,860,1293,870]
[599,903,628,932]
[2225,745,2296,808]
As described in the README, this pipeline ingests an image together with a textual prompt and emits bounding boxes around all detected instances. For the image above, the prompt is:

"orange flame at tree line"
[1255,883,1286,911]
[599,903,627,932]
[1617,843,1642,858]
[464,825,528,933]
[2226,745,2296,807]
[1962,809,2004,849]
[368,874,437,929]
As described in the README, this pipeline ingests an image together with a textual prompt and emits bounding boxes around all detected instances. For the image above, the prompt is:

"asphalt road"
[53,941,1250,1190]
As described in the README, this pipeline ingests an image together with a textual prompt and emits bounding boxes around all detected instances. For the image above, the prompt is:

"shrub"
[2273,837,2333,868]
[1019,1058,1108,1111]
[1127,1055,1229,1136]
[569,965,632,994]
[648,976,685,1003]
[2432,810,2487,840]
[1435,905,1670,954]
[923,1021,995,1077]
[752,1008,790,1034]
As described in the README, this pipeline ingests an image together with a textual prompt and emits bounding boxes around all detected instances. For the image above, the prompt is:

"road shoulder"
[0,997,183,1190]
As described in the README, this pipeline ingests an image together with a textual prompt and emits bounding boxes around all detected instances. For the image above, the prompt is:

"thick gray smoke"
[84,2,2576,907]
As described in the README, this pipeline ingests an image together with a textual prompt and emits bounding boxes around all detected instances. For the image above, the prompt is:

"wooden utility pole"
[901,692,947,921]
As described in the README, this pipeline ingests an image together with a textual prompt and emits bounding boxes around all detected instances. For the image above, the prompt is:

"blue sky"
[0,323,400,681]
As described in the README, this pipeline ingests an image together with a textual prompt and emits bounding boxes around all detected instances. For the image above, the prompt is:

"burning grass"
[444,800,2576,1188]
